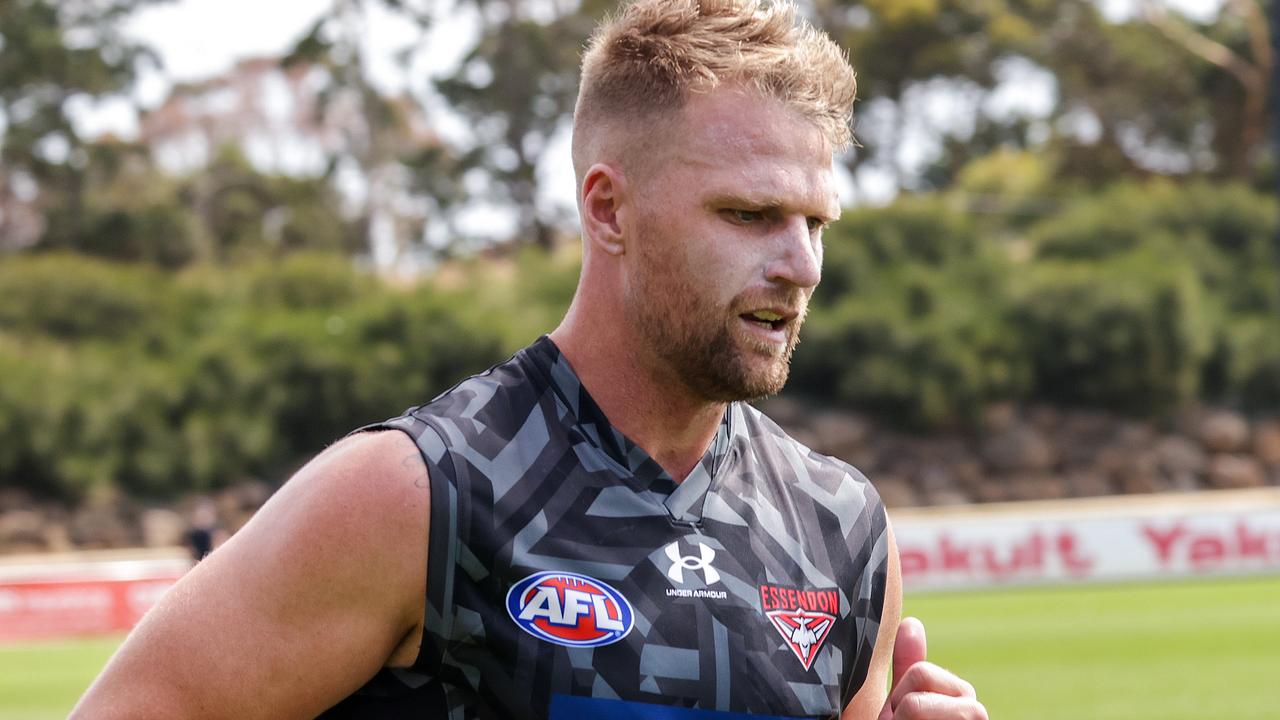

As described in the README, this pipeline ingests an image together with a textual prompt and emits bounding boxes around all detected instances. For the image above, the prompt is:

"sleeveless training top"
[319,336,888,719]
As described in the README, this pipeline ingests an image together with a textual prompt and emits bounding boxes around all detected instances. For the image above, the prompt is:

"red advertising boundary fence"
[891,487,1280,591]
[0,550,188,643]
[2,488,1278,641]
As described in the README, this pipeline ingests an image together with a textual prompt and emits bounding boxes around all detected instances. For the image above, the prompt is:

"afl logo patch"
[506,571,634,647]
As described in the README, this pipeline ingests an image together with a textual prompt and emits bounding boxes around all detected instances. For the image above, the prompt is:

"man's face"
[622,86,839,402]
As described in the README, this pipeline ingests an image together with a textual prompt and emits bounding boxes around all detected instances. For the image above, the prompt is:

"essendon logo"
[759,584,839,615]
[759,583,838,671]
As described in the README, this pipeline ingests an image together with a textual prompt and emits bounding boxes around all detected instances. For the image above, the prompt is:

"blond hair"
[572,0,857,175]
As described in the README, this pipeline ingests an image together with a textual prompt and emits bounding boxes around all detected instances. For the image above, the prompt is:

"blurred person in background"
[73,0,986,718]
[184,498,224,564]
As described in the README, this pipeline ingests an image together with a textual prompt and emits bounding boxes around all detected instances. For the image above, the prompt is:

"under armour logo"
[664,541,720,585]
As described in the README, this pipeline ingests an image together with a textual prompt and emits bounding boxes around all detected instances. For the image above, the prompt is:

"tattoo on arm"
[401,452,429,489]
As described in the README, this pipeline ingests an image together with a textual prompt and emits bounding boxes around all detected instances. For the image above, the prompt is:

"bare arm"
[71,430,431,719]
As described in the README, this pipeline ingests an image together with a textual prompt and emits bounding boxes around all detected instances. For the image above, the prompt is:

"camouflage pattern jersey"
[319,336,889,719]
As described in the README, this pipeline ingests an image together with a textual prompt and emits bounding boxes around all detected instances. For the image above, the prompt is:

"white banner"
[889,488,1280,591]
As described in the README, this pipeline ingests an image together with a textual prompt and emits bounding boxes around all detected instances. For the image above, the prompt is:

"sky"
[77,0,467,138]
[85,0,1226,131]
[70,0,1229,216]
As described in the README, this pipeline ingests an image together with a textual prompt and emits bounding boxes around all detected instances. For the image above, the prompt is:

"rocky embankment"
[2,402,1279,554]
[761,399,1280,508]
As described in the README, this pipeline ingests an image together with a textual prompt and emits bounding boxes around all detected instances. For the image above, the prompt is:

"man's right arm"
[71,429,431,719]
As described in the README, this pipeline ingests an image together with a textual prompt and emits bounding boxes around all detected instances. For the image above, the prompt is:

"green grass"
[1,576,1277,718]
[0,634,122,720]
[906,575,1280,719]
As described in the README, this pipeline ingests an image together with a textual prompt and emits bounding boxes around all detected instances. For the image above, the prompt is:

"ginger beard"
[627,220,809,403]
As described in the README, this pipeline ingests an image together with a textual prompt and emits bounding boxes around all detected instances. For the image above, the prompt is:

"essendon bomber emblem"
[759,583,839,671]
[506,571,634,648]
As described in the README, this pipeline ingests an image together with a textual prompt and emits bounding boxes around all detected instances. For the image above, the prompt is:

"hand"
[877,617,988,720]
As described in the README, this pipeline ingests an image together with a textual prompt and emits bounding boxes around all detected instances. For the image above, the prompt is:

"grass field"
[0,633,122,719]
[906,574,1280,719]
[1,575,1277,719]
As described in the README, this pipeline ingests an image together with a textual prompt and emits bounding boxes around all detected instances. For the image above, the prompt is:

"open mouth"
[740,310,789,333]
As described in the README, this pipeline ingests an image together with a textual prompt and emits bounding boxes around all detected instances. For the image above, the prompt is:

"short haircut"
[572,0,857,179]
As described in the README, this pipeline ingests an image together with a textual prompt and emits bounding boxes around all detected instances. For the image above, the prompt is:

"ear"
[580,163,627,256]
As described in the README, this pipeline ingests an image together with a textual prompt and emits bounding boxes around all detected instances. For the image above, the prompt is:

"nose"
[764,216,822,289]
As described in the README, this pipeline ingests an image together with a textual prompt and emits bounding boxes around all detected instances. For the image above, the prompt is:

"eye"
[725,209,765,224]
[806,216,826,233]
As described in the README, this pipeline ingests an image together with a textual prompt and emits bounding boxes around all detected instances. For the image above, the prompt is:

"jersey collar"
[523,335,736,524]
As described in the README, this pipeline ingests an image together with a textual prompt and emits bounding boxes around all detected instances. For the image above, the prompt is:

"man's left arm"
[841,522,989,720]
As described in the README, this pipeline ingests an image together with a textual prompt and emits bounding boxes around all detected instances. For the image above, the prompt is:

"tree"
[1141,0,1271,177]
[814,0,1274,191]
[0,0,171,250]
[431,0,607,249]
[282,0,456,267]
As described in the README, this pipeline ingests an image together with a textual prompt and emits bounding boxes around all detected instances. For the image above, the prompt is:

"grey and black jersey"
[320,336,889,719]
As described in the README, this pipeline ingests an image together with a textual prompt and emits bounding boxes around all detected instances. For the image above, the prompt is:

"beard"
[628,231,807,403]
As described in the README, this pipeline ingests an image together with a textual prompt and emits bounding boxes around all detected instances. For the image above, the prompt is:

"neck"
[550,309,726,483]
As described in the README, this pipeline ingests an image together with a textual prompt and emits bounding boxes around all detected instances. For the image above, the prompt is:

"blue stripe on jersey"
[549,695,810,719]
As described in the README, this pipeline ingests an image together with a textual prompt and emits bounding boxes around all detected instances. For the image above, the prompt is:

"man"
[74,0,987,718]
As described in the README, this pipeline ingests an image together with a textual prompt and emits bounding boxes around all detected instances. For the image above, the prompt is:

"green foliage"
[793,198,1029,428]
[792,180,1279,427]
[1024,179,1279,412]
[1010,247,1214,414]
[0,254,180,342]
[3,181,1278,499]
[31,143,360,267]
[0,253,510,501]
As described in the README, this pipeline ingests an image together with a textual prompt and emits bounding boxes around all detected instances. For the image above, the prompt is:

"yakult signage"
[0,556,187,642]
[890,488,1280,591]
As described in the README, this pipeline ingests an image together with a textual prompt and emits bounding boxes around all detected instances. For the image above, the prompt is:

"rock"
[809,411,870,459]
[952,460,986,494]
[1155,435,1207,490]
[917,463,956,495]
[42,521,74,553]
[221,481,273,513]
[1117,468,1160,495]
[1253,420,1280,467]
[844,447,881,474]
[1115,422,1156,448]
[141,508,187,548]
[1028,405,1062,433]
[981,402,1018,433]
[1065,470,1113,498]
[0,510,48,552]
[981,424,1057,473]
[0,488,35,514]
[1155,436,1207,476]
[872,476,919,508]
[69,502,134,549]
[924,487,972,506]
[756,396,805,427]
[1199,411,1250,453]
[1207,454,1266,489]
[1094,445,1129,478]
[1006,475,1068,502]
[1122,451,1160,494]
[973,480,1008,503]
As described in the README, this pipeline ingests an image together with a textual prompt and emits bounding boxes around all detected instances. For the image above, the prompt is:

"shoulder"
[308,429,432,506]
[737,402,881,503]
[394,344,547,437]
[70,429,432,718]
